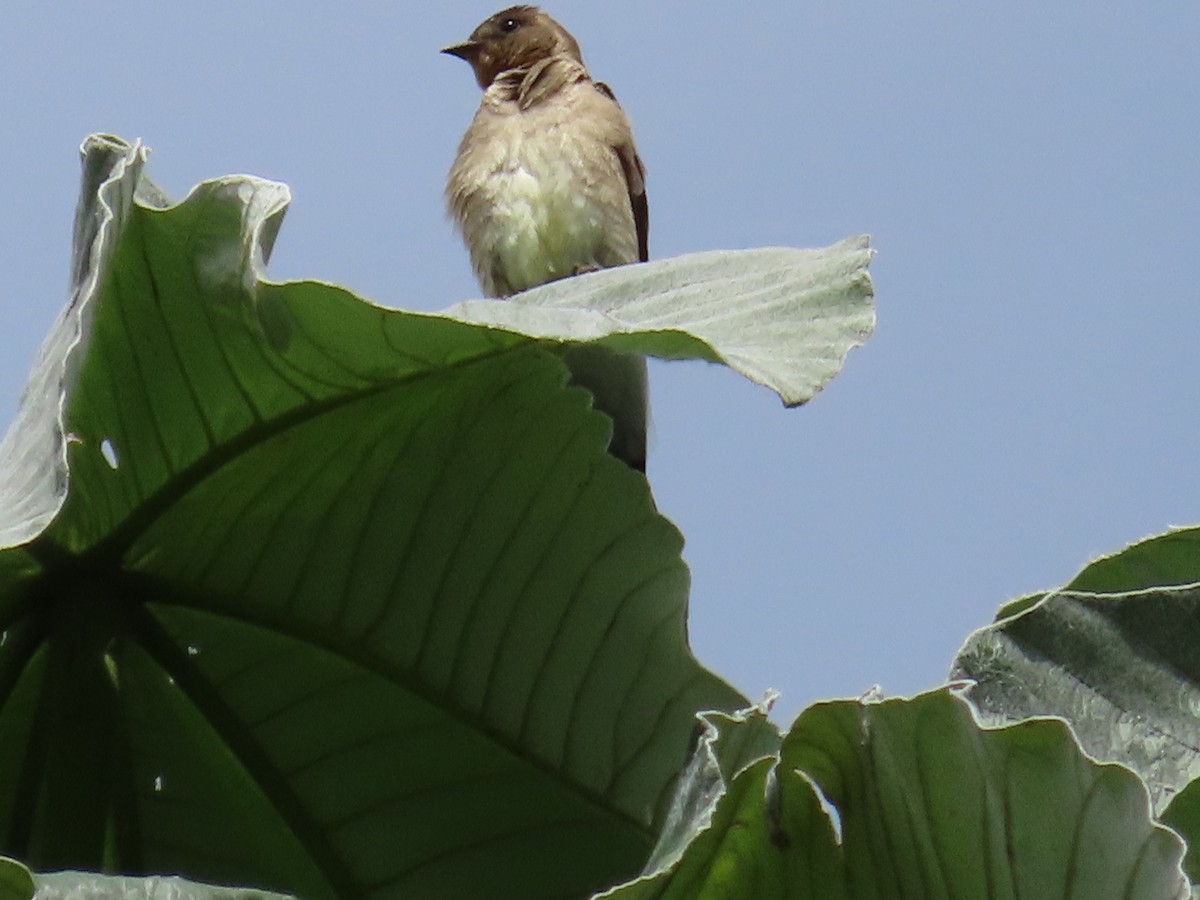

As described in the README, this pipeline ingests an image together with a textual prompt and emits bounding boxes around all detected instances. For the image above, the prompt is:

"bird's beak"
[441,41,481,61]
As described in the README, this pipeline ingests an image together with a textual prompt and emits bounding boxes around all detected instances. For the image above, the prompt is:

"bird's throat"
[491,56,587,110]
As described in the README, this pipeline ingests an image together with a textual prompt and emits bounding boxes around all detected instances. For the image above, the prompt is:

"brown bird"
[444,5,650,470]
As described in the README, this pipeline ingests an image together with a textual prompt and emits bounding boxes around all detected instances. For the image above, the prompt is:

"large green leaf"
[0,135,873,898]
[952,530,1200,811]
[953,528,1200,884]
[601,687,1189,899]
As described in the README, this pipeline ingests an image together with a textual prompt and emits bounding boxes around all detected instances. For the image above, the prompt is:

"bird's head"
[442,6,583,90]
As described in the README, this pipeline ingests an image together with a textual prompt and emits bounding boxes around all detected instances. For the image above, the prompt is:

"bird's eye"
[500,17,519,32]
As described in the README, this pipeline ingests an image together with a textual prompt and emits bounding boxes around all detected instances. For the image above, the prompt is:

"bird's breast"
[448,91,637,296]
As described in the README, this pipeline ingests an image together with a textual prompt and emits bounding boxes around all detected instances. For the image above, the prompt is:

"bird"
[443,5,650,470]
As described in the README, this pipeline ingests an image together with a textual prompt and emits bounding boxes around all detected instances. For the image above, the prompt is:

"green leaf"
[1064,527,1200,593]
[0,857,34,900]
[0,135,872,898]
[1162,779,1200,884]
[450,234,875,408]
[639,703,782,879]
[0,135,145,548]
[953,530,1200,818]
[601,688,1189,899]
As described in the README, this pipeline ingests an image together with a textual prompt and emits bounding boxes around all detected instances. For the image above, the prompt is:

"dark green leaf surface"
[602,689,1189,899]
[1162,779,1200,884]
[1064,527,1200,593]
[0,136,873,898]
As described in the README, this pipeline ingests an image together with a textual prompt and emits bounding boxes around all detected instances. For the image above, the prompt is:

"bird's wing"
[595,81,649,262]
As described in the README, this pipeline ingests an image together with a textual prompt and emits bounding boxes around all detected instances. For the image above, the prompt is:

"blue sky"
[2,2,1197,723]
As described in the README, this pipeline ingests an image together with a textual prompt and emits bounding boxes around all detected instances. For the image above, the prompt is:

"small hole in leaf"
[100,438,119,469]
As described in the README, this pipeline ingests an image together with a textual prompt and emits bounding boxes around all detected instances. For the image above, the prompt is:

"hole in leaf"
[100,438,119,469]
